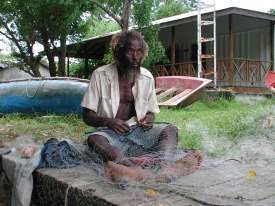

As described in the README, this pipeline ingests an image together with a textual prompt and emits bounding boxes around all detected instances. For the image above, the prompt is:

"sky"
[0,0,274,54]
[203,0,275,13]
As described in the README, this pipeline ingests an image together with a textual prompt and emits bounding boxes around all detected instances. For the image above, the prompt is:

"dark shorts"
[87,123,172,157]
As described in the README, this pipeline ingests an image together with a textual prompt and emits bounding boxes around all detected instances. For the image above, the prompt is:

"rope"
[25,78,46,98]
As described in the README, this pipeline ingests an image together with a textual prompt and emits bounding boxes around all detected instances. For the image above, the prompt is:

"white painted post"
[213,0,217,88]
[197,1,202,78]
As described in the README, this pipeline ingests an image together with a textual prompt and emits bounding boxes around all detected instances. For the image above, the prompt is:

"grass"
[0,97,274,157]
[156,97,275,156]
[0,114,91,143]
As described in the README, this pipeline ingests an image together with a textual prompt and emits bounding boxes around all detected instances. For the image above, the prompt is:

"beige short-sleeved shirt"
[81,63,160,125]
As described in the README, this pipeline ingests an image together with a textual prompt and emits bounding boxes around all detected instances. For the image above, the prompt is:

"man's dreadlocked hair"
[111,30,148,63]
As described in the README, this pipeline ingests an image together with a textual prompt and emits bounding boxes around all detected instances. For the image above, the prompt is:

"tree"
[153,0,198,19]
[0,0,91,77]
[84,16,120,38]
[154,0,190,19]
[270,9,275,15]
[90,0,132,31]
[36,1,90,76]
[133,0,168,68]
[90,0,168,70]
[0,0,43,76]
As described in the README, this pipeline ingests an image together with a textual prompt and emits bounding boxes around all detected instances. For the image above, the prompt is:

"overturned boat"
[156,76,212,107]
[0,77,89,115]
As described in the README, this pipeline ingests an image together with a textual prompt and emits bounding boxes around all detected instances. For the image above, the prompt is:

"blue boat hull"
[0,78,89,115]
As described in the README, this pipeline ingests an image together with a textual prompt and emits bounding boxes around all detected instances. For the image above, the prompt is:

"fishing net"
[1,105,275,206]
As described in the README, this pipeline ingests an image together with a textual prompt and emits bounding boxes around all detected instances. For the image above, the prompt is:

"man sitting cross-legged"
[81,30,202,183]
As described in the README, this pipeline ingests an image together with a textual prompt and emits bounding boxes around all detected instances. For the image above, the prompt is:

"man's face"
[119,39,143,71]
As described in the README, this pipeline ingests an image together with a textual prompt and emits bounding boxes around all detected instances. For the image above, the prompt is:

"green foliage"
[141,26,169,68]
[96,0,169,70]
[270,9,275,15]
[133,0,154,27]
[0,0,93,76]
[0,53,17,62]
[132,0,168,69]
[182,0,198,9]
[103,46,113,65]
[69,59,102,78]
[85,16,120,38]
[69,60,85,77]
[155,0,190,19]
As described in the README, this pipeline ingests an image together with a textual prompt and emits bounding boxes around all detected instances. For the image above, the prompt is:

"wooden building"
[64,7,275,92]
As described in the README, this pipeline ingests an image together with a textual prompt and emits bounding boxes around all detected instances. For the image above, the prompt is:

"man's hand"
[105,118,130,135]
[139,112,155,130]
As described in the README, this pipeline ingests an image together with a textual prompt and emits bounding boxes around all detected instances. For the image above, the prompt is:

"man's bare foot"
[156,150,203,182]
[105,161,154,183]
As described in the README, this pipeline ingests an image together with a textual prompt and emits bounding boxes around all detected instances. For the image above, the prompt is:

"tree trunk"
[40,21,57,77]
[31,63,41,77]
[122,0,132,31]
[58,33,66,76]
[0,18,42,77]
[44,46,57,77]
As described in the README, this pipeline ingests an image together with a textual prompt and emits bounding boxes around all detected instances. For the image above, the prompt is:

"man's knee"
[160,124,178,142]
[87,134,109,148]
[164,124,178,135]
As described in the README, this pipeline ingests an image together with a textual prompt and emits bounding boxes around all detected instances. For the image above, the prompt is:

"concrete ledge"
[31,166,200,206]
[32,166,117,206]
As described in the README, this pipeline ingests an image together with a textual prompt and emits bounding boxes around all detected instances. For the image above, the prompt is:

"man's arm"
[82,108,130,134]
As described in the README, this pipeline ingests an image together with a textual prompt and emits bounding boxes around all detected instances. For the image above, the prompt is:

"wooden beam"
[85,57,89,79]
[157,87,177,102]
[159,89,192,106]
[66,57,70,77]
[171,26,176,66]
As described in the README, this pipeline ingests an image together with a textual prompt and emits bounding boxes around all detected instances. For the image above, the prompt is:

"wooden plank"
[159,89,192,106]
[157,87,178,102]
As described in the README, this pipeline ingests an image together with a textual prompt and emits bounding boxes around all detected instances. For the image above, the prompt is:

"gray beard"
[127,68,140,84]
[118,66,140,84]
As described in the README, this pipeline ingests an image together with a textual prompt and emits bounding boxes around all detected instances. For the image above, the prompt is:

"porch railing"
[153,58,273,88]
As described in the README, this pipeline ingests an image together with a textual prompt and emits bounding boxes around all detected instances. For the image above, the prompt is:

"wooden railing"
[153,58,273,87]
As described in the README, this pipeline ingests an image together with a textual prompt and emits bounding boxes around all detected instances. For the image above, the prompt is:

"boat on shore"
[156,76,212,107]
[0,77,89,115]
[266,71,275,94]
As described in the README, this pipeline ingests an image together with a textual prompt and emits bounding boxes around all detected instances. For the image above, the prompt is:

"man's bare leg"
[128,125,179,167]
[158,125,178,159]
[87,134,133,166]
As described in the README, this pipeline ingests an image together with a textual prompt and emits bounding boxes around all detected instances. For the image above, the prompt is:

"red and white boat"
[266,71,275,94]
